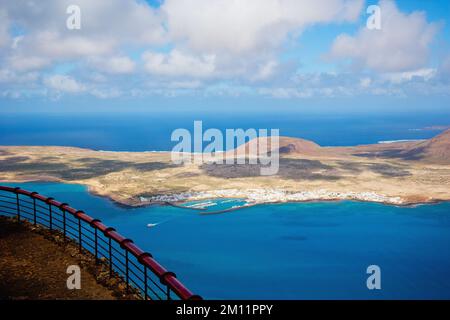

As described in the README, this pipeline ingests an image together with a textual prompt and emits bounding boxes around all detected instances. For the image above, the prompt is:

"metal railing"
[0,185,201,300]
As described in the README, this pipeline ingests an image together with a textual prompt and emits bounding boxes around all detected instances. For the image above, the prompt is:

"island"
[1,129,449,208]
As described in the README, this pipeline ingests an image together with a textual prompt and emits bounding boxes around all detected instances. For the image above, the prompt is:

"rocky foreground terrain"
[0,129,449,207]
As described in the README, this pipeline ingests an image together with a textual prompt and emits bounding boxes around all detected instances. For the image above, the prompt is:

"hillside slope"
[401,129,450,163]
[231,129,450,164]
[347,129,450,164]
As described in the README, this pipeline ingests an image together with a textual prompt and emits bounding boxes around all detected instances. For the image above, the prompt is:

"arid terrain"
[0,216,138,300]
[1,129,449,207]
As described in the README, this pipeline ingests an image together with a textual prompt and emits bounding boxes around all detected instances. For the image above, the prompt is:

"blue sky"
[0,0,450,113]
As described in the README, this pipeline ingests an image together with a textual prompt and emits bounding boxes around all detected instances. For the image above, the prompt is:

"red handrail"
[0,185,202,300]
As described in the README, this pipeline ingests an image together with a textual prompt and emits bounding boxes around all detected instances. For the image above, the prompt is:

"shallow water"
[178,198,249,213]
[2,181,450,299]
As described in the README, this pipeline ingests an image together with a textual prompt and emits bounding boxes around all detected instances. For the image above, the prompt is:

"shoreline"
[72,186,450,210]
[2,178,447,211]
[183,198,449,215]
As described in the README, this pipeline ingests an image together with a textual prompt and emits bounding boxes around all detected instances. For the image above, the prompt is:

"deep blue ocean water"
[0,111,448,150]
[2,182,450,300]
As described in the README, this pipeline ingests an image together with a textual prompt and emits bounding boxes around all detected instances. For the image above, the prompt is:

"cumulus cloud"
[44,74,85,93]
[166,81,203,89]
[438,55,450,81]
[142,50,216,78]
[251,60,280,81]
[0,0,447,100]
[163,0,363,55]
[3,1,164,46]
[1,1,163,71]
[7,55,50,72]
[88,56,136,74]
[328,0,439,73]
[90,88,122,99]
[382,68,436,84]
[0,9,10,48]
[0,69,38,84]
[258,66,450,99]
[0,0,366,96]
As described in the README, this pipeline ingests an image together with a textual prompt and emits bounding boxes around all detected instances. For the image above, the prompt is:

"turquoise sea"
[1,182,450,300]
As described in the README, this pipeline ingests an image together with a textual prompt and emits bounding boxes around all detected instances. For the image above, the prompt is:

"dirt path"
[0,217,117,300]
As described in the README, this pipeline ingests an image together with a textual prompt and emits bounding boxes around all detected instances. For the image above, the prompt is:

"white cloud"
[1,1,164,71]
[0,0,447,100]
[0,0,367,96]
[251,60,279,81]
[0,9,10,48]
[259,87,308,98]
[3,1,165,46]
[257,66,450,99]
[6,33,116,72]
[166,81,203,89]
[11,36,24,49]
[8,55,51,72]
[34,32,114,59]
[154,0,363,81]
[328,0,439,73]
[439,54,450,80]
[88,56,136,74]
[44,74,85,93]
[0,69,39,83]
[359,77,372,88]
[142,50,216,78]
[382,68,436,84]
[163,0,363,55]
[90,88,122,99]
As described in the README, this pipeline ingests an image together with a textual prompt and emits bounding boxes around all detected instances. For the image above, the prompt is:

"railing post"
[59,203,68,241]
[49,204,53,231]
[33,198,36,226]
[125,250,129,293]
[15,192,20,222]
[144,266,148,300]
[45,198,54,230]
[161,271,176,300]
[108,237,112,277]
[138,253,152,300]
[89,219,101,264]
[63,209,66,241]
[78,218,82,253]
[120,239,133,294]
[94,228,98,264]
[30,192,38,225]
